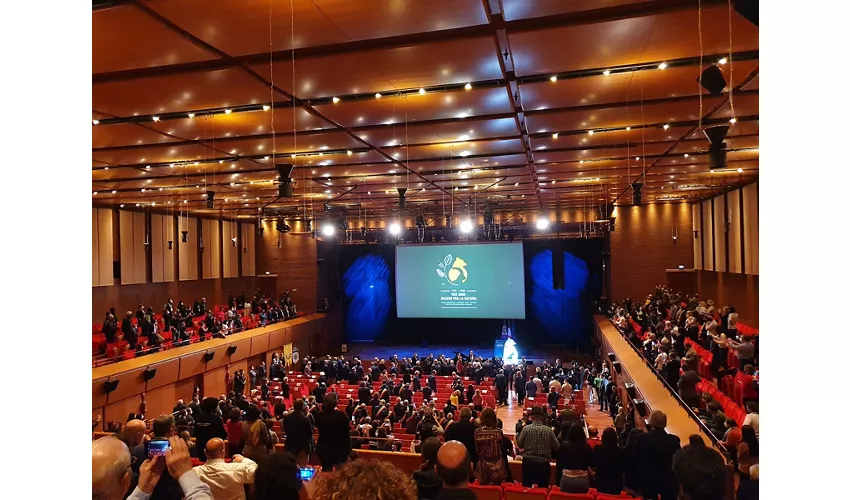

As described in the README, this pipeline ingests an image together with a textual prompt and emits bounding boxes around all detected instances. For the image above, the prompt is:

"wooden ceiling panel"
[148,108,332,141]
[319,87,514,127]
[251,37,503,100]
[360,118,520,148]
[92,124,178,148]
[399,139,525,162]
[530,125,690,150]
[526,96,725,134]
[92,143,220,166]
[501,0,649,21]
[206,131,365,158]
[93,68,277,118]
[533,142,672,164]
[520,59,758,110]
[509,7,758,76]
[93,4,216,74]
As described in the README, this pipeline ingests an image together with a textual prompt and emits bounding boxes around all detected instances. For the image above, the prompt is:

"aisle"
[495,389,614,437]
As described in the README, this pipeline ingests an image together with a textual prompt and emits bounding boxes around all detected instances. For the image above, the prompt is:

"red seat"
[548,491,593,500]
[504,485,548,500]
[469,484,502,500]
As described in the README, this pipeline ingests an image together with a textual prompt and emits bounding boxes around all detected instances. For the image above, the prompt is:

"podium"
[494,339,505,358]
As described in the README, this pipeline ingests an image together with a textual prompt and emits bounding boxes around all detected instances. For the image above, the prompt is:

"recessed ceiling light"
[145,165,151,169]
[625,126,631,131]
[135,203,140,207]
[92,119,99,125]
[264,156,270,160]
[194,161,199,165]
[332,97,340,103]
[551,180,555,184]
[663,124,670,130]
[464,83,472,90]
[684,153,689,158]
[152,116,160,122]
[120,204,124,208]
[579,160,584,164]
[141,188,146,192]
[549,75,558,82]
[737,168,743,173]
[514,182,519,186]
[224,109,232,114]
[419,88,426,95]
[219,159,224,164]
[588,130,594,135]
[93,191,98,195]
[718,57,728,65]
[263,105,271,111]
[635,157,640,160]
[603,69,611,76]
[111,190,116,194]
[375,93,382,99]
[729,117,737,124]
[552,133,559,139]
[187,113,195,118]
[658,62,667,70]
[104,167,109,170]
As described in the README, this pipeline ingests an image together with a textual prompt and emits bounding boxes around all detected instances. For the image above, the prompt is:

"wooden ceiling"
[92,0,758,221]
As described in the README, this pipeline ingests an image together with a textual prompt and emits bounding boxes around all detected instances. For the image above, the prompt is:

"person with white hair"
[93,435,213,500]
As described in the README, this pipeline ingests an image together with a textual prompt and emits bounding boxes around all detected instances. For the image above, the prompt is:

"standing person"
[435,441,477,500]
[515,370,527,406]
[556,423,592,493]
[635,411,681,500]
[473,408,507,485]
[195,397,227,463]
[494,370,508,406]
[194,438,257,500]
[412,437,443,500]
[225,408,243,458]
[444,407,477,464]
[282,399,313,466]
[591,427,625,495]
[742,402,759,437]
[671,441,727,500]
[240,405,271,462]
[314,393,352,470]
[728,335,756,370]
[516,406,559,488]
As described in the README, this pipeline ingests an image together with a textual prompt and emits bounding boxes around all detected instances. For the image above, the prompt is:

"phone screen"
[145,439,170,457]
[298,467,316,481]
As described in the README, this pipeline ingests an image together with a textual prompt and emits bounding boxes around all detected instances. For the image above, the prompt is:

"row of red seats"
[469,484,638,500]
[695,380,746,427]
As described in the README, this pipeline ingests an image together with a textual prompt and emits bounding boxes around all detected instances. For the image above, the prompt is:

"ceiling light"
[551,180,555,184]
[152,116,160,122]
[224,109,232,114]
[635,157,640,161]
[375,93,382,99]
[141,189,145,192]
[419,88,426,95]
[169,164,174,168]
[460,219,473,233]
[263,105,271,111]
[332,97,340,103]
[536,218,549,230]
[111,190,116,194]
[579,160,584,164]
[550,75,558,82]
[159,187,163,191]
[145,165,151,169]
[663,124,670,130]
[219,159,224,164]
[684,153,689,158]
[135,203,140,207]
[291,154,296,158]
[552,133,558,139]
[322,224,335,236]
[187,113,195,118]
[514,182,519,187]
[389,223,401,235]
[464,83,472,90]
[718,57,728,65]
[194,161,199,165]
[120,204,124,208]
[729,117,737,124]
[603,69,611,76]
[588,130,594,135]
[93,191,98,195]
[737,168,743,173]
[658,62,667,70]
[92,119,99,125]
[625,126,631,131]
[264,156,270,160]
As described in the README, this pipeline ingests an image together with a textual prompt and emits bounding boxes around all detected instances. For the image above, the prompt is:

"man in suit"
[444,407,477,464]
[314,393,352,470]
[121,311,137,349]
[636,411,681,500]
[428,372,438,393]
[493,370,508,406]
[283,399,313,465]
[358,382,372,405]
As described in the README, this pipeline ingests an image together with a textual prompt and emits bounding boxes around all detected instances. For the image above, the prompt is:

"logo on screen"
[435,253,468,286]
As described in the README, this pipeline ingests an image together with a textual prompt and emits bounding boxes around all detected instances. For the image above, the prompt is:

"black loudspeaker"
[624,383,637,399]
[112,261,121,280]
[633,399,648,417]
[698,65,727,96]
[104,380,120,393]
[708,147,727,170]
[206,191,215,209]
[734,0,758,26]
[552,248,564,290]
[397,188,407,210]
[608,353,616,362]
[203,351,215,363]
[226,345,238,356]
[276,164,294,198]
[612,361,622,374]
[143,368,157,381]
[631,183,643,206]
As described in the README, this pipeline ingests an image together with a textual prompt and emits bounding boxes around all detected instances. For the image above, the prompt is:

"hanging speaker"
[625,383,637,399]
[203,351,215,363]
[143,368,157,381]
[698,65,727,96]
[397,188,407,210]
[631,183,643,206]
[708,147,727,170]
[633,399,648,417]
[206,191,215,209]
[276,164,294,198]
[104,380,120,393]
[226,345,238,356]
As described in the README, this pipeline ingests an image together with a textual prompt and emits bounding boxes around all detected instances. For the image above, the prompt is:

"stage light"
[460,219,473,233]
[322,224,335,236]
[263,105,271,111]
[332,97,340,103]
[375,93,382,99]
[536,218,549,230]
[419,88,426,94]
[464,83,472,90]
[549,75,557,82]
[658,62,667,70]
[389,223,401,235]
[718,57,727,65]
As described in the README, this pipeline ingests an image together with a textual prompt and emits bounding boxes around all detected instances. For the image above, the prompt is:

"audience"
[635,411,681,500]
[194,397,227,462]
[412,437,443,499]
[314,393,352,470]
[472,407,506,485]
[252,452,302,500]
[194,438,257,500]
[435,441,476,500]
[556,423,592,493]
[590,427,625,495]
[314,459,417,500]
[131,415,182,499]
[241,404,271,462]
[444,407,477,465]
[516,405,560,488]
[672,441,728,500]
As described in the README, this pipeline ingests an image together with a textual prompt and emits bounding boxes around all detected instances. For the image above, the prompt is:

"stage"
[341,342,592,365]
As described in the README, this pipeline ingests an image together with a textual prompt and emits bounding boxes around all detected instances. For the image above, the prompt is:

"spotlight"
[187,112,195,118]
[549,75,558,82]
[699,65,727,96]
[603,69,611,76]
[658,62,667,70]
[224,109,232,114]
[389,223,401,235]
[375,93,382,99]
[152,116,160,122]
[536,218,549,230]
[718,57,728,65]
[263,105,271,111]
[419,88,426,95]
[464,83,472,90]
[460,219,473,233]
[332,96,340,103]
[92,119,99,125]
[322,224,335,236]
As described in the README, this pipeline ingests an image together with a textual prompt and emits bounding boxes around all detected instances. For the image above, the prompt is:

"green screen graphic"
[395,242,526,319]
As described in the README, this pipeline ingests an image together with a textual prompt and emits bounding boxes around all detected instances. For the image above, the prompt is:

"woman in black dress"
[591,427,625,495]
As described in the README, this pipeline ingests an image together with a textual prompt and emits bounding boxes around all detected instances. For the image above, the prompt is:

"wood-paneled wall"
[93,208,114,287]
[201,219,221,279]
[240,222,256,277]
[178,215,199,281]
[692,182,758,275]
[151,214,175,283]
[119,210,147,285]
[222,221,239,278]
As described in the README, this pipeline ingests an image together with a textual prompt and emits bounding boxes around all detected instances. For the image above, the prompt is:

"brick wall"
[255,220,318,314]
[610,203,695,302]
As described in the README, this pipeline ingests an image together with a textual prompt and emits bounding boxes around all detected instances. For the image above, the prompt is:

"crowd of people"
[97,290,298,356]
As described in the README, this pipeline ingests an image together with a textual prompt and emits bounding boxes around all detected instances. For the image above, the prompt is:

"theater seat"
[548,491,593,500]
[595,494,636,500]
[469,483,502,500]
[504,484,548,500]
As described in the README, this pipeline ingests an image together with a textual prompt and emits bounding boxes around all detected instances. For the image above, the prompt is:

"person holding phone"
[132,415,183,499]
[194,438,257,500]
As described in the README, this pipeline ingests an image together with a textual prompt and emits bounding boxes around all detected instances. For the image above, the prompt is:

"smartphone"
[298,467,316,481]
[145,439,170,458]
